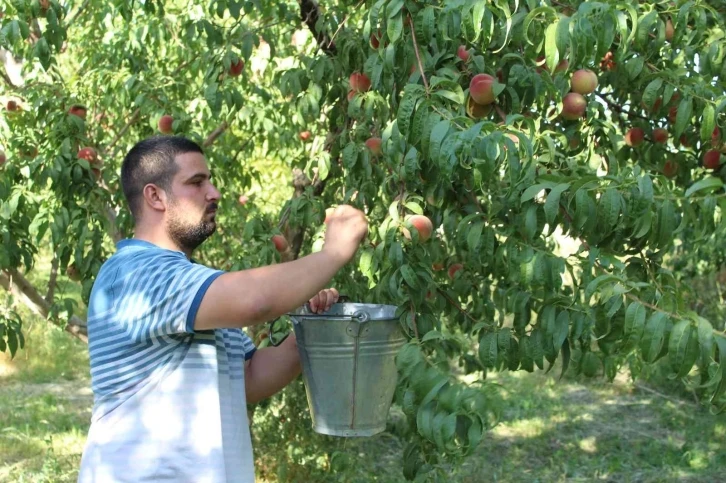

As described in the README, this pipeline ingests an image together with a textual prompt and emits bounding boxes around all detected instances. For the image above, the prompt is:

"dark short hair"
[120,136,204,220]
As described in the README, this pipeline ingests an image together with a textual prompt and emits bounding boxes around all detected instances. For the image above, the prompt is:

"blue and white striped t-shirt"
[78,239,257,483]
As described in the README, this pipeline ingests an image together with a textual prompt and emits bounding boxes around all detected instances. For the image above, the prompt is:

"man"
[78,136,369,482]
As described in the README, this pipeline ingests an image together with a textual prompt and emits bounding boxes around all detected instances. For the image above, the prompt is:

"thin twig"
[494,105,507,123]
[408,15,429,91]
[436,288,478,324]
[104,108,140,156]
[328,0,366,45]
[633,382,697,408]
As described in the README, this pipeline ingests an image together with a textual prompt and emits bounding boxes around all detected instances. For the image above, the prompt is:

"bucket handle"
[288,310,369,323]
[265,295,355,347]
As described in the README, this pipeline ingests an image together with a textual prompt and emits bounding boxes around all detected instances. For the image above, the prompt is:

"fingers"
[308,293,321,313]
[308,288,340,313]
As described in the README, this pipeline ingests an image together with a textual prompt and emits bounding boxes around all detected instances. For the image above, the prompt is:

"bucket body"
[289,303,405,437]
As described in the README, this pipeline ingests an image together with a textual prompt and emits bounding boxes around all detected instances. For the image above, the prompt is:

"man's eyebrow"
[185,172,211,182]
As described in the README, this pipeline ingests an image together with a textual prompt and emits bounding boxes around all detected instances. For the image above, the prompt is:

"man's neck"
[132,226,192,259]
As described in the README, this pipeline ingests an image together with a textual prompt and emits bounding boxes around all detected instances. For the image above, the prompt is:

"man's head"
[121,136,220,253]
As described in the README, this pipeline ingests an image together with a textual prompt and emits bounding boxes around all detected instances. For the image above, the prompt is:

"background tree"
[2,0,726,480]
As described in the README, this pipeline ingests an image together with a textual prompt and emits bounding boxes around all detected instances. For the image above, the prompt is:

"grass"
[1,304,724,482]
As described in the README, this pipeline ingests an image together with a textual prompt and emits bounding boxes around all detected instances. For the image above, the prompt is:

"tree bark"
[0,269,88,343]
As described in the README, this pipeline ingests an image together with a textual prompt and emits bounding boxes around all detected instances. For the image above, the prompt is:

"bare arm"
[244,287,338,403]
[194,205,367,331]
[244,335,301,404]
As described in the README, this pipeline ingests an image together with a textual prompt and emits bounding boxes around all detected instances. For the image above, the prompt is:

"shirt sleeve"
[240,330,257,361]
[114,252,224,342]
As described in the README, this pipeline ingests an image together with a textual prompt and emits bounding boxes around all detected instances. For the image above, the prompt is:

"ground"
[1,321,723,482]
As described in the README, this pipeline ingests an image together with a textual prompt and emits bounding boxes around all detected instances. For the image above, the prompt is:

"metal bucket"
[288,303,406,437]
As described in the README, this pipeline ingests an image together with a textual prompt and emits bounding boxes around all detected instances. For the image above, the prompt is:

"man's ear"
[142,184,168,213]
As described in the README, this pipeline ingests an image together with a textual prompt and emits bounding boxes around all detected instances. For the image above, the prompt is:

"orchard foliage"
[2,0,726,479]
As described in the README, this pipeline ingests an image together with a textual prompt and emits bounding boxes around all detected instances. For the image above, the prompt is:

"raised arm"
[194,205,368,330]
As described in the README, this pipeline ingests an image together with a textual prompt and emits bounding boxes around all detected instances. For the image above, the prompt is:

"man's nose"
[208,184,221,201]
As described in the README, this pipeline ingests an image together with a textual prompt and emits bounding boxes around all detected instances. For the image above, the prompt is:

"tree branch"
[65,0,91,29]
[408,15,429,91]
[45,256,59,303]
[203,121,229,147]
[0,269,87,343]
[596,93,652,122]
[298,0,336,55]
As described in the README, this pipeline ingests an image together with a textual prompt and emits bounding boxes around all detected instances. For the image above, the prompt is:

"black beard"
[167,212,216,254]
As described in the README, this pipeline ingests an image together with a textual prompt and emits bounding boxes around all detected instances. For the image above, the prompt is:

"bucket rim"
[288,302,398,320]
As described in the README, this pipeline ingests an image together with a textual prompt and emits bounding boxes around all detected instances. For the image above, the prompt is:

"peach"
[158,115,174,134]
[402,215,434,242]
[457,45,470,62]
[466,95,492,119]
[272,234,289,253]
[365,137,382,156]
[663,159,678,178]
[561,92,587,120]
[349,72,371,93]
[229,59,244,77]
[704,150,721,170]
[571,69,598,95]
[469,74,496,105]
[448,263,463,279]
[625,127,645,147]
[653,128,668,144]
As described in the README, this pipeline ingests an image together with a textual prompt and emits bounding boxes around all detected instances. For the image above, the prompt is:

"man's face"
[165,152,221,253]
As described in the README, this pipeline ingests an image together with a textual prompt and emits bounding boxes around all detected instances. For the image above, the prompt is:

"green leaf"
[467,221,484,252]
[559,338,570,380]
[685,177,723,198]
[421,330,443,342]
[625,57,645,80]
[553,310,569,350]
[400,264,419,289]
[416,401,436,440]
[7,330,18,359]
[674,97,693,140]
[657,200,676,249]
[397,88,420,137]
[701,104,715,143]
[640,312,669,363]
[521,183,553,202]
[582,352,600,377]
[387,11,404,44]
[317,153,330,181]
[544,21,560,71]
[478,332,497,369]
[623,302,646,351]
[712,336,726,404]
[598,188,621,229]
[544,183,570,226]
[585,275,621,302]
[636,10,658,47]
[428,120,451,164]
[668,320,694,377]
[697,317,714,366]
[642,78,663,111]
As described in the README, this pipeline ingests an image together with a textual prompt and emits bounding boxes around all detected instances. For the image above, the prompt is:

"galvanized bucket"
[288,302,406,437]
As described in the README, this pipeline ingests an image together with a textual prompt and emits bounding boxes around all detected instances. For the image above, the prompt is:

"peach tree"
[1,0,726,480]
